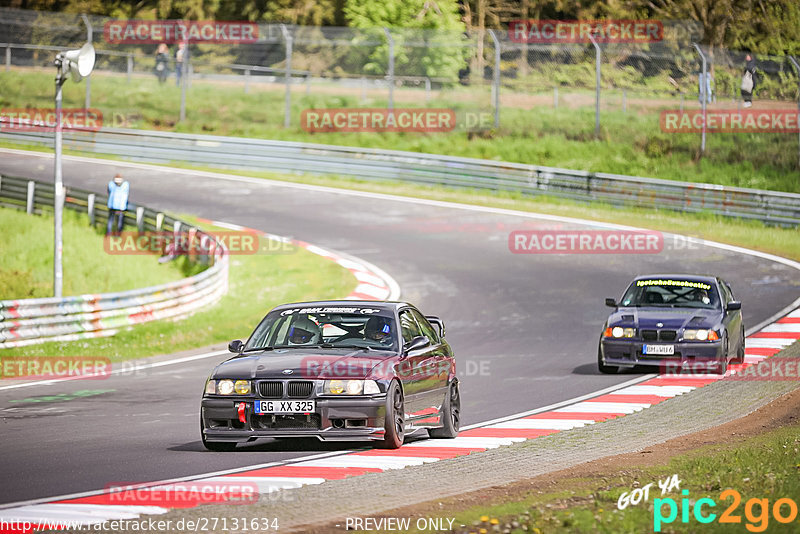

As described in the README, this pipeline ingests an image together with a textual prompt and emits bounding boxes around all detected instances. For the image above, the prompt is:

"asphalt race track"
[1,150,798,505]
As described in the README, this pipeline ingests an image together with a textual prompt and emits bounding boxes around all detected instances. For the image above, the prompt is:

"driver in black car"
[364,316,393,346]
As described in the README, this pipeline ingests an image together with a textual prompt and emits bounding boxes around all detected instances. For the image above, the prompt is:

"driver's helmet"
[287,316,321,345]
[364,316,392,343]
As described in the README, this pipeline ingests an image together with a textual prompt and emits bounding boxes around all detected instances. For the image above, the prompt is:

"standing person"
[154,43,169,84]
[741,54,757,108]
[106,173,129,235]
[175,42,186,86]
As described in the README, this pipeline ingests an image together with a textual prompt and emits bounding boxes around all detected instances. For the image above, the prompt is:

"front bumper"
[201,395,387,443]
[600,338,725,370]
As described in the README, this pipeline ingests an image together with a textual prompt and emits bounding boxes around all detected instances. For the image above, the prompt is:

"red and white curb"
[196,219,400,302]
[1,307,797,532]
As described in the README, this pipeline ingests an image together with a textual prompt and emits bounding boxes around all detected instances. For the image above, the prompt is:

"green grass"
[0,207,191,298]
[384,420,800,533]
[2,69,798,192]
[1,213,357,361]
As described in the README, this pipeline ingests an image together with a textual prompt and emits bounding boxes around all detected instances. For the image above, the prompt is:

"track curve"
[1,149,798,505]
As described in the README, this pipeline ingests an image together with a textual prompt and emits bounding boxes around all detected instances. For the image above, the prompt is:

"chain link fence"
[1,7,799,173]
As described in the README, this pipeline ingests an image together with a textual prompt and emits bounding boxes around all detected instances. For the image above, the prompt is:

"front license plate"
[254,400,315,414]
[643,344,675,355]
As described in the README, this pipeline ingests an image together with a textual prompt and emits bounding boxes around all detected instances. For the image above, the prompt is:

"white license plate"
[643,344,675,355]
[254,400,315,414]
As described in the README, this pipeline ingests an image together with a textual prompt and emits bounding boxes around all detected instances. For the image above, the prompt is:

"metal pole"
[280,24,293,127]
[588,33,600,138]
[789,56,800,168]
[488,29,500,128]
[179,39,188,122]
[244,69,250,94]
[383,28,394,112]
[5,45,10,71]
[82,15,92,110]
[693,43,707,154]
[54,72,65,297]
[424,77,431,103]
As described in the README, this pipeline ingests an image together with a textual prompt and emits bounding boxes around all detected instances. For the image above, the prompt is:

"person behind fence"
[741,54,757,108]
[106,173,129,235]
[698,70,713,104]
[175,42,186,86]
[154,43,169,84]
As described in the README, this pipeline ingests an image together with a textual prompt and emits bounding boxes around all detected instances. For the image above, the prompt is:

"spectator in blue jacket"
[106,173,129,235]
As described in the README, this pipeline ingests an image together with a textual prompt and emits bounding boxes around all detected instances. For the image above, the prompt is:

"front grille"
[287,381,314,398]
[252,414,321,430]
[258,381,283,398]
[641,329,658,341]
[660,330,677,341]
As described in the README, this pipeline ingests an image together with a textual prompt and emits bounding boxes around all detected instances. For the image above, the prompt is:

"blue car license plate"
[643,344,675,355]
[254,400,315,414]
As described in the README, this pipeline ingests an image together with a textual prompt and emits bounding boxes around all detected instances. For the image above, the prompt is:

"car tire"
[597,346,618,374]
[378,380,405,449]
[429,380,460,439]
[201,416,237,452]
[732,326,745,364]
[716,339,729,375]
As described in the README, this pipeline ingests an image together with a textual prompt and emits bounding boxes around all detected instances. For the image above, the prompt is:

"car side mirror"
[426,315,445,338]
[605,298,618,308]
[404,335,430,354]
[228,339,244,353]
[726,301,742,311]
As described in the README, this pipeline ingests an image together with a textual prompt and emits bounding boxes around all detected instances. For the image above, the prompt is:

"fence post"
[789,56,800,169]
[126,54,132,82]
[244,69,250,94]
[136,206,144,232]
[588,33,600,138]
[360,77,366,103]
[26,181,35,214]
[82,15,92,110]
[424,77,431,103]
[693,43,708,154]
[156,212,164,231]
[179,40,189,123]
[5,45,10,71]
[279,24,293,128]
[488,29,501,129]
[383,28,395,112]
[87,193,95,226]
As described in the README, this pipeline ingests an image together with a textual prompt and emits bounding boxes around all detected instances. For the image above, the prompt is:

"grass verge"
[0,214,357,361]
[0,206,191,298]
[1,69,798,192]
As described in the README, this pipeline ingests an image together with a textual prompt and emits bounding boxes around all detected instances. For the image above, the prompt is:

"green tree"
[344,0,468,81]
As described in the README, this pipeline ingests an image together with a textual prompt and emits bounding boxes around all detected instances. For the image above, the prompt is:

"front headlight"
[218,379,235,395]
[234,380,251,394]
[684,329,719,341]
[324,379,368,395]
[604,327,636,338]
[205,379,216,395]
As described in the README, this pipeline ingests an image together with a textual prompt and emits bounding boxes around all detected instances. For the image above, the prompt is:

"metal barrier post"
[693,43,708,154]
[179,39,188,123]
[244,69,250,94]
[5,45,9,71]
[383,28,394,112]
[136,206,144,232]
[87,193,95,226]
[26,181,35,214]
[82,15,92,110]
[280,24,293,128]
[488,29,500,129]
[156,212,164,231]
[425,77,431,103]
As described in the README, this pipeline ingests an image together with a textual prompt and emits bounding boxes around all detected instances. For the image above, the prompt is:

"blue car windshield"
[244,306,398,351]
[621,279,720,309]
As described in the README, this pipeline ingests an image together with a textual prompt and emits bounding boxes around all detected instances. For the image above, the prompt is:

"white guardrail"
[2,127,799,226]
[0,174,228,349]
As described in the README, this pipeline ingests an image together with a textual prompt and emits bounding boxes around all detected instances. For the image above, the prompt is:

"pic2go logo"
[654,489,799,532]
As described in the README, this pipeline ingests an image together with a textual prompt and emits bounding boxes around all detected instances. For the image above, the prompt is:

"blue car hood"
[610,307,720,330]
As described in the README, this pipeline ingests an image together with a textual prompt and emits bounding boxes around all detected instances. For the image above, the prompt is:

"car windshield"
[243,306,398,352]
[620,279,720,309]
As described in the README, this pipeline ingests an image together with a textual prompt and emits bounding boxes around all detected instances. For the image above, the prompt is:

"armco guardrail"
[1,128,799,226]
[0,174,228,349]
